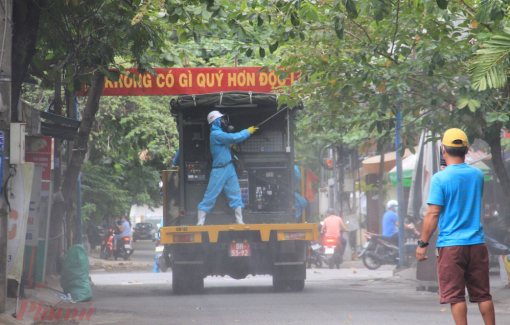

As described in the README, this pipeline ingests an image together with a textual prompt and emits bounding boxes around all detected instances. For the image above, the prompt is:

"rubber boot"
[235,206,245,225]
[197,210,207,226]
[153,254,159,273]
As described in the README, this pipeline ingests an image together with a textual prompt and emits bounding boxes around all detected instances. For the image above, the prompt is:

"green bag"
[60,244,93,302]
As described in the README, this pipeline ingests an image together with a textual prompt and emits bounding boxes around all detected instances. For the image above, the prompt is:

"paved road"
[131,240,157,264]
[87,269,510,325]
[89,240,156,265]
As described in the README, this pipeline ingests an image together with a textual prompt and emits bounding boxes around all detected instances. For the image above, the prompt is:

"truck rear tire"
[272,278,287,292]
[172,268,187,294]
[289,280,304,291]
[172,266,204,294]
[191,276,204,292]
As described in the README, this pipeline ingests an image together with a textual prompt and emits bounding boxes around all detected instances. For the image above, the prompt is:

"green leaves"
[475,0,504,24]
[269,41,279,54]
[82,95,178,216]
[259,47,266,58]
[299,2,319,21]
[486,112,510,123]
[436,0,448,10]
[470,28,510,91]
[333,16,344,40]
[345,0,358,19]
[457,98,480,112]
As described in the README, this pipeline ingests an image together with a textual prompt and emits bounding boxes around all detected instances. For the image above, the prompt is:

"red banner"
[306,170,320,202]
[25,137,53,195]
[77,67,298,96]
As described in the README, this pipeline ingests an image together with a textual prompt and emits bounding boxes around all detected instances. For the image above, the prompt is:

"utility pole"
[0,0,12,314]
[66,91,82,244]
[396,110,405,267]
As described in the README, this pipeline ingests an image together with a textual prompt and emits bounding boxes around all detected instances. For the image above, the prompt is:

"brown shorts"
[437,244,492,304]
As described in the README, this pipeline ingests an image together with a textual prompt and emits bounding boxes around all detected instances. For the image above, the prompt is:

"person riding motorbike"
[322,208,348,256]
[112,216,131,258]
[196,111,258,225]
[382,200,415,245]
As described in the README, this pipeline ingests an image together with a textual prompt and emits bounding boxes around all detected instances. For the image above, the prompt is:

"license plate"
[324,247,335,254]
[363,242,370,248]
[124,244,132,249]
[229,243,250,257]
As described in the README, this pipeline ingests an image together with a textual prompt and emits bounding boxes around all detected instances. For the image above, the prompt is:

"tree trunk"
[53,73,63,199]
[377,145,388,218]
[46,72,104,277]
[12,0,43,121]
[486,130,510,216]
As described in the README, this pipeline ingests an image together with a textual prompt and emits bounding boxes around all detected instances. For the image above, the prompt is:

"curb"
[0,313,23,325]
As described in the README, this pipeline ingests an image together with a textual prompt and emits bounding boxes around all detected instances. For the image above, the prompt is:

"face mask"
[221,117,235,133]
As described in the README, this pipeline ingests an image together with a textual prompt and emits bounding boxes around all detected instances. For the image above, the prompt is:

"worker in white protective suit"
[196,111,258,225]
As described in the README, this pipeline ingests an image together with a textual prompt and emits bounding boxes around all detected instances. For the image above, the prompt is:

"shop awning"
[389,150,492,187]
[361,148,414,175]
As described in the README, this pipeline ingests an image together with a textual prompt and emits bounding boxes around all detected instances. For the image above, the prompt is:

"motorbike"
[154,243,169,272]
[99,228,134,261]
[485,235,510,269]
[359,227,421,270]
[321,234,343,269]
[86,225,106,250]
[306,241,323,268]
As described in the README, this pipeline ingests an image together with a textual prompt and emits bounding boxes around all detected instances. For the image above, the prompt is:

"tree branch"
[347,18,372,43]
[344,30,400,65]
[459,0,493,32]
[391,0,400,55]
[28,64,54,85]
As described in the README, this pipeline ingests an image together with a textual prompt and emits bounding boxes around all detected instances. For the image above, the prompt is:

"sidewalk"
[340,257,510,305]
[0,278,67,325]
[0,277,101,325]
[88,255,152,272]
[0,251,150,325]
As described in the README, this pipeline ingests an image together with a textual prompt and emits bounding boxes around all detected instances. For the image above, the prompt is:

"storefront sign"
[25,166,42,246]
[25,137,53,196]
[7,163,35,281]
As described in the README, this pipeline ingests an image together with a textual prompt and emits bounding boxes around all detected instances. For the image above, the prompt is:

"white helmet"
[207,110,224,124]
[387,200,398,210]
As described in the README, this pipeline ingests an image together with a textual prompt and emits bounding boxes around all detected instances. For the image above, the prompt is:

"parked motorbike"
[359,227,421,270]
[485,235,510,269]
[154,244,169,272]
[99,228,134,261]
[86,225,106,249]
[306,241,323,268]
[321,235,343,269]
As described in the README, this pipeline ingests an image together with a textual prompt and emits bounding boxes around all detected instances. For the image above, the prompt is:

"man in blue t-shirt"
[382,200,414,244]
[382,200,399,238]
[416,128,494,325]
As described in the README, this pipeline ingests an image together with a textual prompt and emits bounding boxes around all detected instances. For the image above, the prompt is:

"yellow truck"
[160,92,318,293]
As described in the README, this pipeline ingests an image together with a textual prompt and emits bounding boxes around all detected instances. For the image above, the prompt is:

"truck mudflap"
[159,223,318,244]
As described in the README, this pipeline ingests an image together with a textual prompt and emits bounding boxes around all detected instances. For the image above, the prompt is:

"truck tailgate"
[160,223,318,244]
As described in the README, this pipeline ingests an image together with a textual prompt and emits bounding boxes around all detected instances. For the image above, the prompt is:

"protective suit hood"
[211,118,222,132]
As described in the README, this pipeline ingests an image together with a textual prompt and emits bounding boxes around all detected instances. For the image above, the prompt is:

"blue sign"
[0,131,4,151]
[0,154,4,195]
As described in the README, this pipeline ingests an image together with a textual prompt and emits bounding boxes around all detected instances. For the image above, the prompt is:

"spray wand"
[255,108,288,128]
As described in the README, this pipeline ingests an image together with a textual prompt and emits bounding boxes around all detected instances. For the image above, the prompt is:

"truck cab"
[160,91,318,293]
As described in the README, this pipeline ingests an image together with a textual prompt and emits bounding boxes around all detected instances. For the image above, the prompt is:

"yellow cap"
[442,128,468,147]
